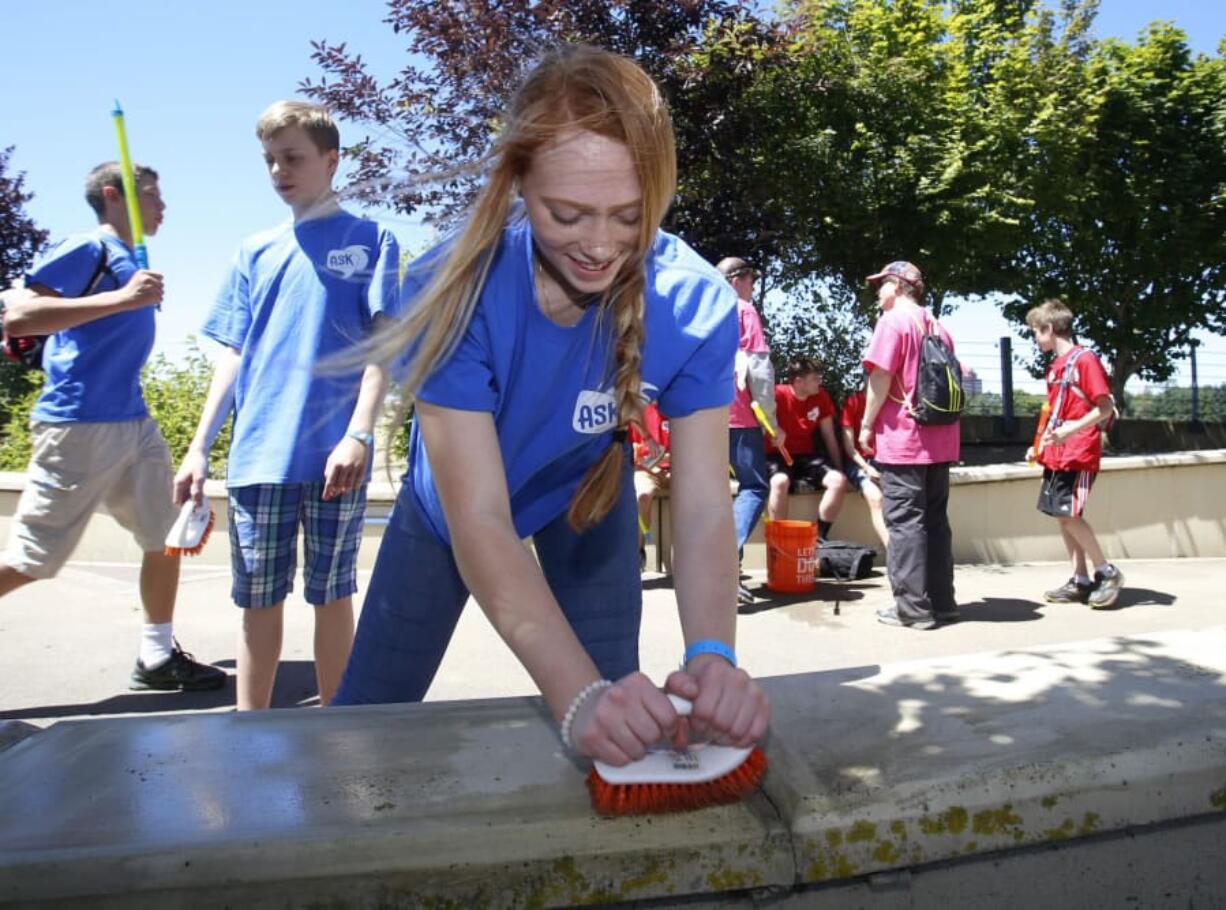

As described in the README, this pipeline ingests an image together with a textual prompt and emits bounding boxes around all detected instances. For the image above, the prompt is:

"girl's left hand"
[664,655,769,748]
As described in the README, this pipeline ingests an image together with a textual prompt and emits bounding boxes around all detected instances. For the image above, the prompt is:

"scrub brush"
[587,694,767,816]
[164,496,215,556]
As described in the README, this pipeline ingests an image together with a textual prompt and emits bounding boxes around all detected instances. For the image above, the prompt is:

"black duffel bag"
[819,539,876,581]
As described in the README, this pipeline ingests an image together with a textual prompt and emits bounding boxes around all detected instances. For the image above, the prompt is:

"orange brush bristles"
[586,746,767,816]
[164,508,215,557]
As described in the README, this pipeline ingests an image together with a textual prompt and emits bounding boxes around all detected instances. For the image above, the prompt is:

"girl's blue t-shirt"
[203,210,401,486]
[26,231,155,423]
[409,216,738,544]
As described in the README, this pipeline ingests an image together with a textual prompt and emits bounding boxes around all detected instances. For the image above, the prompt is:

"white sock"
[1094,563,1115,578]
[140,623,174,669]
[1074,574,1092,586]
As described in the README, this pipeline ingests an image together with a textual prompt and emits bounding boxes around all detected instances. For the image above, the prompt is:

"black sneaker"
[130,642,226,691]
[1087,566,1124,610]
[876,608,936,630]
[1044,578,1093,604]
[933,609,962,625]
[736,581,756,605]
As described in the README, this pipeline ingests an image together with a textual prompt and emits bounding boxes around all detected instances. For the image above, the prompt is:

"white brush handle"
[592,693,752,785]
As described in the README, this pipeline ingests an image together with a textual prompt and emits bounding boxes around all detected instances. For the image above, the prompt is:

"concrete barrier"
[0,475,398,571]
[1,626,1224,907]
[3,450,1223,574]
[654,450,1226,571]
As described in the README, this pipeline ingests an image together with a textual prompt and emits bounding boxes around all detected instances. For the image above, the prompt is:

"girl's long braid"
[566,258,646,531]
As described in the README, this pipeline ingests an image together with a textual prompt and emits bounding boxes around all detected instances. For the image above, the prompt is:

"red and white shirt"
[1039,346,1112,473]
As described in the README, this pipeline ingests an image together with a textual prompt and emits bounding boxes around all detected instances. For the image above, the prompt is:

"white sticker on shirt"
[325,245,371,279]
[573,390,618,434]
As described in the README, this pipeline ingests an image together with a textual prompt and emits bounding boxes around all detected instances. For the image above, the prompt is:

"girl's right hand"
[569,672,682,766]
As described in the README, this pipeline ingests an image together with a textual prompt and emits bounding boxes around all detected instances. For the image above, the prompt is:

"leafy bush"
[0,337,231,475]
[0,369,44,470]
[142,338,231,476]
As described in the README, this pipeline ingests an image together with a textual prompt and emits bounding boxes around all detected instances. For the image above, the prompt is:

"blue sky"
[5,1,1224,394]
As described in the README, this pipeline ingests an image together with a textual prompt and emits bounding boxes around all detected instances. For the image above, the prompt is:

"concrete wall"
[1,449,1223,572]
[0,475,398,571]
[653,450,1226,571]
[2,627,1224,907]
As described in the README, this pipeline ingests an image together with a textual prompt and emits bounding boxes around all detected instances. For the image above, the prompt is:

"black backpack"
[898,312,964,425]
[0,241,112,371]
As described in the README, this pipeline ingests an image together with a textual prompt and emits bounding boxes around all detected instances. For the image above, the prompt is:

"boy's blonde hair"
[370,45,676,531]
[1025,298,1075,338]
[256,101,340,153]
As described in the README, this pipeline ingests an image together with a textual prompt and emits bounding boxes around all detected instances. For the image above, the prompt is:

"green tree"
[1001,24,1226,408]
[761,280,868,406]
[1125,383,1226,422]
[749,0,1094,314]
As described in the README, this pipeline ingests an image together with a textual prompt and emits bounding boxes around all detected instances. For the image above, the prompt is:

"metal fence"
[955,338,1226,423]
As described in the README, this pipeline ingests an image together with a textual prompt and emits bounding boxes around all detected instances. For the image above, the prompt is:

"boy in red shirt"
[1025,299,1124,609]
[630,402,670,569]
[765,358,848,538]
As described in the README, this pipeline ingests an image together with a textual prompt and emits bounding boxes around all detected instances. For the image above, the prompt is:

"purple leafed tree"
[300,0,787,261]
[0,147,49,288]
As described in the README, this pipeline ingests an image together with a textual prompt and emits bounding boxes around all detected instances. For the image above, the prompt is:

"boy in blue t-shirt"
[175,101,400,710]
[0,162,224,691]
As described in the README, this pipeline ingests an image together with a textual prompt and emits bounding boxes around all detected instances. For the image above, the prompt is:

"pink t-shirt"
[729,298,769,429]
[862,303,960,465]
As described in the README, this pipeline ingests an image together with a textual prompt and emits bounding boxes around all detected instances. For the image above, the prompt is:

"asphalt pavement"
[0,556,1217,730]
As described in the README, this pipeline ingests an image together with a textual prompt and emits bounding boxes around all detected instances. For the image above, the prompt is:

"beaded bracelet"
[559,678,612,750]
[683,639,738,668]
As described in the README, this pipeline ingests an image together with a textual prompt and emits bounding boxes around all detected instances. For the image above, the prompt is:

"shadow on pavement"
[738,579,868,616]
[956,586,1176,624]
[0,661,321,722]
[640,574,675,591]
[956,597,1046,623]
[1114,587,1176,609]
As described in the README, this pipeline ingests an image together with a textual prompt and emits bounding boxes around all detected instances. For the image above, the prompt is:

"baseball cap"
[866,261,924,293]
[717,256,758,280]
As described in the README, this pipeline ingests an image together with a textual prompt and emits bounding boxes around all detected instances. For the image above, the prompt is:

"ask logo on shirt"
[325,245,371,279]
[572,382,660,434]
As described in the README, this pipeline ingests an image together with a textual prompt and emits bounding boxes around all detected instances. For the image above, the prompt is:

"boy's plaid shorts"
[227,482,366,608]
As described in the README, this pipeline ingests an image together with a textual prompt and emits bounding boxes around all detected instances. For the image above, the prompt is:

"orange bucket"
[765,520,818,593]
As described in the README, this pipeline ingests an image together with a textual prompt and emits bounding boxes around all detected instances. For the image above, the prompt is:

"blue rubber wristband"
[683,639,737,668]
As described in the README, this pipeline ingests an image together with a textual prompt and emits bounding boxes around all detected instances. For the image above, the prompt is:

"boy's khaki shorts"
[4,418,178,579]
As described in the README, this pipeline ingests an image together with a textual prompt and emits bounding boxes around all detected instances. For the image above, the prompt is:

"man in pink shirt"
[717,257,780,605]
[859,262,960,629]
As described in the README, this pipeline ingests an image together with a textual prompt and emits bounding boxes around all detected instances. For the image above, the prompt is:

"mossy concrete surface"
[1,628,1224,907]
[771,627,1226,887]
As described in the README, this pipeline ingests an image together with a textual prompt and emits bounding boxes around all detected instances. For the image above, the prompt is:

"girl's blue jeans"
[333,457,642,705]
